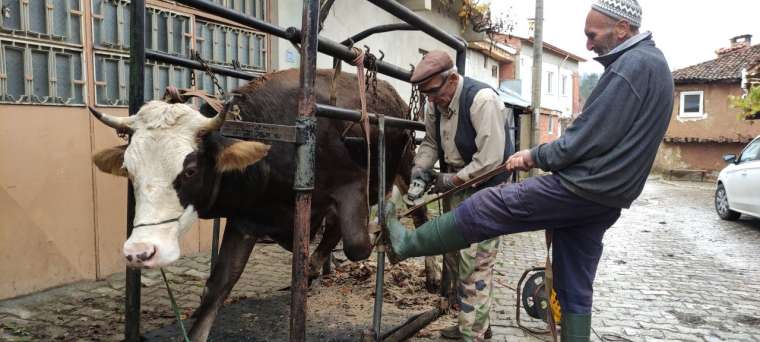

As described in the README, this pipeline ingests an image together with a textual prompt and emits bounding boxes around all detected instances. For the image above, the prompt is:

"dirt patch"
[145,257,450,341]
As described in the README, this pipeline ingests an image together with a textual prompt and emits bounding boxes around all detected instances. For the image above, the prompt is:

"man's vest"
[433,77,514,188]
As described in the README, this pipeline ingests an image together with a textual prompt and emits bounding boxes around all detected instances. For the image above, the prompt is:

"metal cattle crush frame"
[123,0,469,341]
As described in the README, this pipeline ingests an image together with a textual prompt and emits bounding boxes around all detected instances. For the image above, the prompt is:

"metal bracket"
[221,120,300,144]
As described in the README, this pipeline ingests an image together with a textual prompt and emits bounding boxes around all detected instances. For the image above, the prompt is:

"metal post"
[372,114,387,340]
[125,0,145,341]
[211,218,220,268]
[290,0,319,340]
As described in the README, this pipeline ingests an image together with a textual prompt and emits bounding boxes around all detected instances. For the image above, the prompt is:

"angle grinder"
[403,178,430,206]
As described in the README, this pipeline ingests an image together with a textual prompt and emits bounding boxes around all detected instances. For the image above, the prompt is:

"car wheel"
[715,184,740,221]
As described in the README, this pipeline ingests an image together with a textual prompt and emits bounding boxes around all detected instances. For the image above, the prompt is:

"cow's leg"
[332,181,372,261]
[189,219,256,342]
[309,210,341,278]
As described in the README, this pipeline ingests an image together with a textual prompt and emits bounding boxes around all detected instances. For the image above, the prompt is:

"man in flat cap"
[386,0,674,341]
[406,50,514,341]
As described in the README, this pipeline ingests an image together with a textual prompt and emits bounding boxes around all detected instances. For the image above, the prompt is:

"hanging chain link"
[191,49,225,97]
[363,45,381,101]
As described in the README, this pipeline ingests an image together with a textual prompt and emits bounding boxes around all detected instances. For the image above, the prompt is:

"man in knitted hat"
[406,50,514,341]
[385,1,674,341]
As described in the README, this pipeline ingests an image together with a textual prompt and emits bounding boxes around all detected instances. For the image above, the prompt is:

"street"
[491,179,760,341]
[1,179,759,341]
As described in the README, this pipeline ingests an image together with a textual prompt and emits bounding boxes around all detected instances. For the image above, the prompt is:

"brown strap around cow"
[163,86,226,114]
[348,47,372,221]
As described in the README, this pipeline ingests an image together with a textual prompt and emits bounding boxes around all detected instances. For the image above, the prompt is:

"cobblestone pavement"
[1,179,759,341]
[490,179,760,342]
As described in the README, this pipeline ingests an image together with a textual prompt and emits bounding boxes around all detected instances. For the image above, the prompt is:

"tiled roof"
[672,44,760,84]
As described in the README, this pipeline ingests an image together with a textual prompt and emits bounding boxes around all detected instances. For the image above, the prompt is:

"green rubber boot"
[383,203,470,264]
[560,313,591,342]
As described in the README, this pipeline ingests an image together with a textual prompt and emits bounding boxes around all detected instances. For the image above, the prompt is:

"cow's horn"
[201,108,227,133]
[88,106,135,134]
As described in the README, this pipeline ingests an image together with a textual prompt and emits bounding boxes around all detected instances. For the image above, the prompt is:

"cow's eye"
[183,167,197,178]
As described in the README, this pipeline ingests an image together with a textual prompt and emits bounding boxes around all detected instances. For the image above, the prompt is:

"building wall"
[667,83,760,142]
[653,141,746,178]
[516,44,580,117]
[273,0,500,100]
[0,0,263,299]
[538,112,562,144]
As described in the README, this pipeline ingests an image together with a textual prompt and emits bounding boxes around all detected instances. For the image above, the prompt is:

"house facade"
[653,35,760,179]
[493,34,584,146]
[0,0,519,299]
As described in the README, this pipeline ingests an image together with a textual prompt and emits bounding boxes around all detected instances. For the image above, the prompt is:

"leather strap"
[163,86,225,114]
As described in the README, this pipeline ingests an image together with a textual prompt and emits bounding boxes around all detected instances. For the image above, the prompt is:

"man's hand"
[506,149,536,172]
[433,173,464,193]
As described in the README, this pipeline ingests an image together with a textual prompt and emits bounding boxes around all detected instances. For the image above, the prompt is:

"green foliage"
[580,73,601,105]
[730,85,760,120]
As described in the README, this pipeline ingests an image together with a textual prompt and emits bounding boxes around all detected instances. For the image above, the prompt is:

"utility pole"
[530,0,544,156]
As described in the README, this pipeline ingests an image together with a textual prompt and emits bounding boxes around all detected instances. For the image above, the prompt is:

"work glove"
[433,172,462,193]
[411,165,435,184]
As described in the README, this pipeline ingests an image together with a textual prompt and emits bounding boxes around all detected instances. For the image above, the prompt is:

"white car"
[715,135,760,220]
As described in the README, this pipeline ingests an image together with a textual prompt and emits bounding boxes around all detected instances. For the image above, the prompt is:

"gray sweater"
[530,32,673,208]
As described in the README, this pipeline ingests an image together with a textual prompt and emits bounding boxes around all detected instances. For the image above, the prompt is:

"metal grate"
[0,39,84,104]
[211,0,266,20]
[0,0,83,45]
[94,52,192,106]
[195,20,267,72]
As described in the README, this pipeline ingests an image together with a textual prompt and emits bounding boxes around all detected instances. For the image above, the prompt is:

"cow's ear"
[93,145,128,177]
[216,140,270,172]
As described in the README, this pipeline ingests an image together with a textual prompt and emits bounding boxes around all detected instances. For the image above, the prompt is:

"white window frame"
[679,91,705,118]
[547,115,554,134]
[546,71,554,95]
[561,75,568,97]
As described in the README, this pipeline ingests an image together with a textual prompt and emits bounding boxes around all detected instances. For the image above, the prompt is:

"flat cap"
[410,50,454,84]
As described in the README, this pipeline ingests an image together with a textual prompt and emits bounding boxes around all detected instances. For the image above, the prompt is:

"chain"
[363,46,380,101]
[191,49,225,97]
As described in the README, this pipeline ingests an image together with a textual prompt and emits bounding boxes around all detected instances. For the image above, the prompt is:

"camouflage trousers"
[443,189,500,342]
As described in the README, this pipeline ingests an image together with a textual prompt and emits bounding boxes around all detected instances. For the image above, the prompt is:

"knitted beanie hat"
[592,0,642,28]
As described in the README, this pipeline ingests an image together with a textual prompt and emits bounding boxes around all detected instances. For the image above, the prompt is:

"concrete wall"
[667,83,760,142]
[0,0,241,300]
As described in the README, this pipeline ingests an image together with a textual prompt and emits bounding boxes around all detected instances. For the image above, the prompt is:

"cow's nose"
[124,243,156,265]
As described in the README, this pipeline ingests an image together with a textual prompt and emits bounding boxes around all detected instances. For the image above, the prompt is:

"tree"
[579,73,600,107]
[730,85,760,120]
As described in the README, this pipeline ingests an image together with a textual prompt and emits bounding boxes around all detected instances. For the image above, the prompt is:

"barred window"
[195,20,266,72]
[212,0,266,20]
[0,0,83,45]
[0,39,84,104]
[0,1,84,105]
[94,52,191,106]
[92,4,191,105]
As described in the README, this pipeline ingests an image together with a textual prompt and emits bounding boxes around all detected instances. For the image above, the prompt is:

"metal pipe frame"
[315,104,425,131]
[365,0,467,74]
[146,51,260,81]
[341,23,416,46]
[125,1,145,341]
[371,114,387,340]
[290,0,320,340]
[173,0,413,81]
[123,1,471,340]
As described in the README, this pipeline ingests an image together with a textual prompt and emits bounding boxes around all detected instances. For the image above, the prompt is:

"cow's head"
[90,101,269,268]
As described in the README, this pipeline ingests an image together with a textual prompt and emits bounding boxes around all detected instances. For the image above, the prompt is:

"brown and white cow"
[90,69,422,340]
